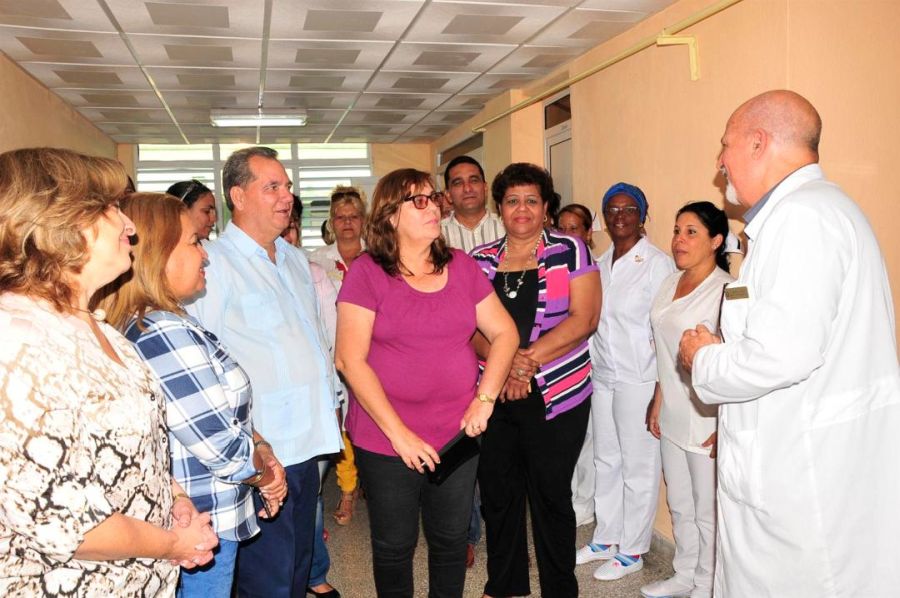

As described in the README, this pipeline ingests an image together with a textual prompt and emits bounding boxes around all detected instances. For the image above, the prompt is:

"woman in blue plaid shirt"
[100,192,289,597]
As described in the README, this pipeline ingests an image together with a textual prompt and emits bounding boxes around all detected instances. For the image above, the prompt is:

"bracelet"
[475,392,496,404]
[254,439,272,450]
[243,466,267,486]
[173,493,191,503]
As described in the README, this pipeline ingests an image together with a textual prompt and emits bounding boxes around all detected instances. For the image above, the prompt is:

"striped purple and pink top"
[471,229,598,419]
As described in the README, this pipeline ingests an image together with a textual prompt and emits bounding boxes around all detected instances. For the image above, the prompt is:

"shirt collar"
[742,167,804,225]
[450,210,490,230]
[221,221,285,263]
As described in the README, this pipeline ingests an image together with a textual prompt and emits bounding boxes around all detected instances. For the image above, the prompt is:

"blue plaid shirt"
[125,311,259,542]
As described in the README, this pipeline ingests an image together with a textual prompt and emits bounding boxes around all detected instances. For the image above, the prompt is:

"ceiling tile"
[165,44,233,62]
[177,72,236,88]
[392,76,450,91]
[17,36,101,57]
[0,0,70,20]
[56,69,123,85]
[266,70,371,93]
[304,9,382,33]
[104,0,264,37]
[148,67,258,90]
[145,2,229,28]
[354,93,451,111]
[81,93,140,106]
[0,28,128,65]
[368,71,479,95]
[0,1,110,31]
[406,3,568,44]
[266,91,358,110]
[267,39,392,70]
[529,8,644,47]
[288,74,347,91]
[269,0,422,41]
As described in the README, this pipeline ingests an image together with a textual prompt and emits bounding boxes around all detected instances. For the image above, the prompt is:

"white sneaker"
[575,543,618,565]
[593,554,644,580]
[640,576,694,597]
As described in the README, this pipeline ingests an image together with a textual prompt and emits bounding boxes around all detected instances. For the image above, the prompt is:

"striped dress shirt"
[441,210,505,253]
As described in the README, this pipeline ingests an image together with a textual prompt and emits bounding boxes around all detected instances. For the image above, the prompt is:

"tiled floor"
[322,478,674,597]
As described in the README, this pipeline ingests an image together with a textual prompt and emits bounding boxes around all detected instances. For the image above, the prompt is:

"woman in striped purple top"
[470,163,601,598]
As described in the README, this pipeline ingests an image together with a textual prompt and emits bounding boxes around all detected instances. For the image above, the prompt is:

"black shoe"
[307,586,340,598]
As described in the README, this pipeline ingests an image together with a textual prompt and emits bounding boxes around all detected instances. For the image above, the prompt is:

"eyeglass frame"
[402,191,443,210]
[603,205,641,217]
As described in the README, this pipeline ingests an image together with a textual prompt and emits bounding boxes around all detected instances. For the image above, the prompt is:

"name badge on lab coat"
[724,286,749,300]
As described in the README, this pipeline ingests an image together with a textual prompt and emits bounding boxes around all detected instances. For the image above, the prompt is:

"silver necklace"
[501,237,540,299]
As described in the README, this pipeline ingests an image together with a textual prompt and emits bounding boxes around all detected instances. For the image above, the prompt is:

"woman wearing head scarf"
[576,182,675,582]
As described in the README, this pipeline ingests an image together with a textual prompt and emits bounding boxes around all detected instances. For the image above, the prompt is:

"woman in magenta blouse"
[335,168,518,597]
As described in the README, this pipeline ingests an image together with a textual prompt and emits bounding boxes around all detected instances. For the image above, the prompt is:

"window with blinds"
[136,143,372,247]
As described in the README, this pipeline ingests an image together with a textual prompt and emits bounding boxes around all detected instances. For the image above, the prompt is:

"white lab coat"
[692,164,900,597]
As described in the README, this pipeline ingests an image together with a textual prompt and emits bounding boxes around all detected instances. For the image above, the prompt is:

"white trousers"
[590,380,660,555]
[571,412,595,525]
[660,436,716,598]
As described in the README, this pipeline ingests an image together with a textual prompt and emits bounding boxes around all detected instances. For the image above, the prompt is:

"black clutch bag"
[426,429,480,485]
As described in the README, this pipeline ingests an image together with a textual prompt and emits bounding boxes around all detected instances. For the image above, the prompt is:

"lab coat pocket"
[717,423,765,511]
[240,291,286,330]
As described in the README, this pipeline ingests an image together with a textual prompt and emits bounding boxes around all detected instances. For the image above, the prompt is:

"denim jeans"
[356,447,478,598]
[177,538,238,598]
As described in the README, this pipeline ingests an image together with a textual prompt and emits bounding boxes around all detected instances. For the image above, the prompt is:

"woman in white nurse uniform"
[576,182,675,581]
[643,201,734,598]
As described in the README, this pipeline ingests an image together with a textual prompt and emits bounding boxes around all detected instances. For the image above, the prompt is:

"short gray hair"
[222,146,279,210]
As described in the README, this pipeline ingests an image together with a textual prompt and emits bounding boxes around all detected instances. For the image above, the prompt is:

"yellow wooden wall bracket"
[656,34,700,81]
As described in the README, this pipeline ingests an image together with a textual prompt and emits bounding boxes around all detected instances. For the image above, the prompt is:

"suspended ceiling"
[0,0,676,145]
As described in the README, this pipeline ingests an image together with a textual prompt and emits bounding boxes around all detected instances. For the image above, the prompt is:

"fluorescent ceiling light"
[210,108,307,127]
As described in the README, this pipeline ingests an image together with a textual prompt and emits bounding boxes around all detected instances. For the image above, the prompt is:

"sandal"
[332,488,358,525]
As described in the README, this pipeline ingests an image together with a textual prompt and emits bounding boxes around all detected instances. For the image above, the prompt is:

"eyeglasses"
[604,206,640,217]
[402,192,443,210]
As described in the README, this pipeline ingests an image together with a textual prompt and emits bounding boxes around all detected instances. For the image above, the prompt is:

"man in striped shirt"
[441,155,505,253]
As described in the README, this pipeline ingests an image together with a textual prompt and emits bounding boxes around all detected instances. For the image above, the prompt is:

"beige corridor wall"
[432,0,900,544]
[371,143,432,178]
[0,52,115,157]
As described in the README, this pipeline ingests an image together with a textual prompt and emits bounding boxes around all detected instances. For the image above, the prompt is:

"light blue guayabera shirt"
[186,222,342,467]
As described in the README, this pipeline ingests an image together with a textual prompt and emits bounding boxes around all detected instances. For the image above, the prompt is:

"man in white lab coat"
[679,90,900,597]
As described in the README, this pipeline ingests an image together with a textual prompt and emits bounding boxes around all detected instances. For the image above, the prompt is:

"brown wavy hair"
[365,168,451,277]
[0,147,128,312]
[96,193,187,331]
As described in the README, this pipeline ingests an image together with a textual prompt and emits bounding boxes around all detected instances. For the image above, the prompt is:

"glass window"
[139,144,214,161]
[137,142,371,247]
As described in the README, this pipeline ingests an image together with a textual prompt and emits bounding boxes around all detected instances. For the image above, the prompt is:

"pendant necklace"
[502,236,541,299]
